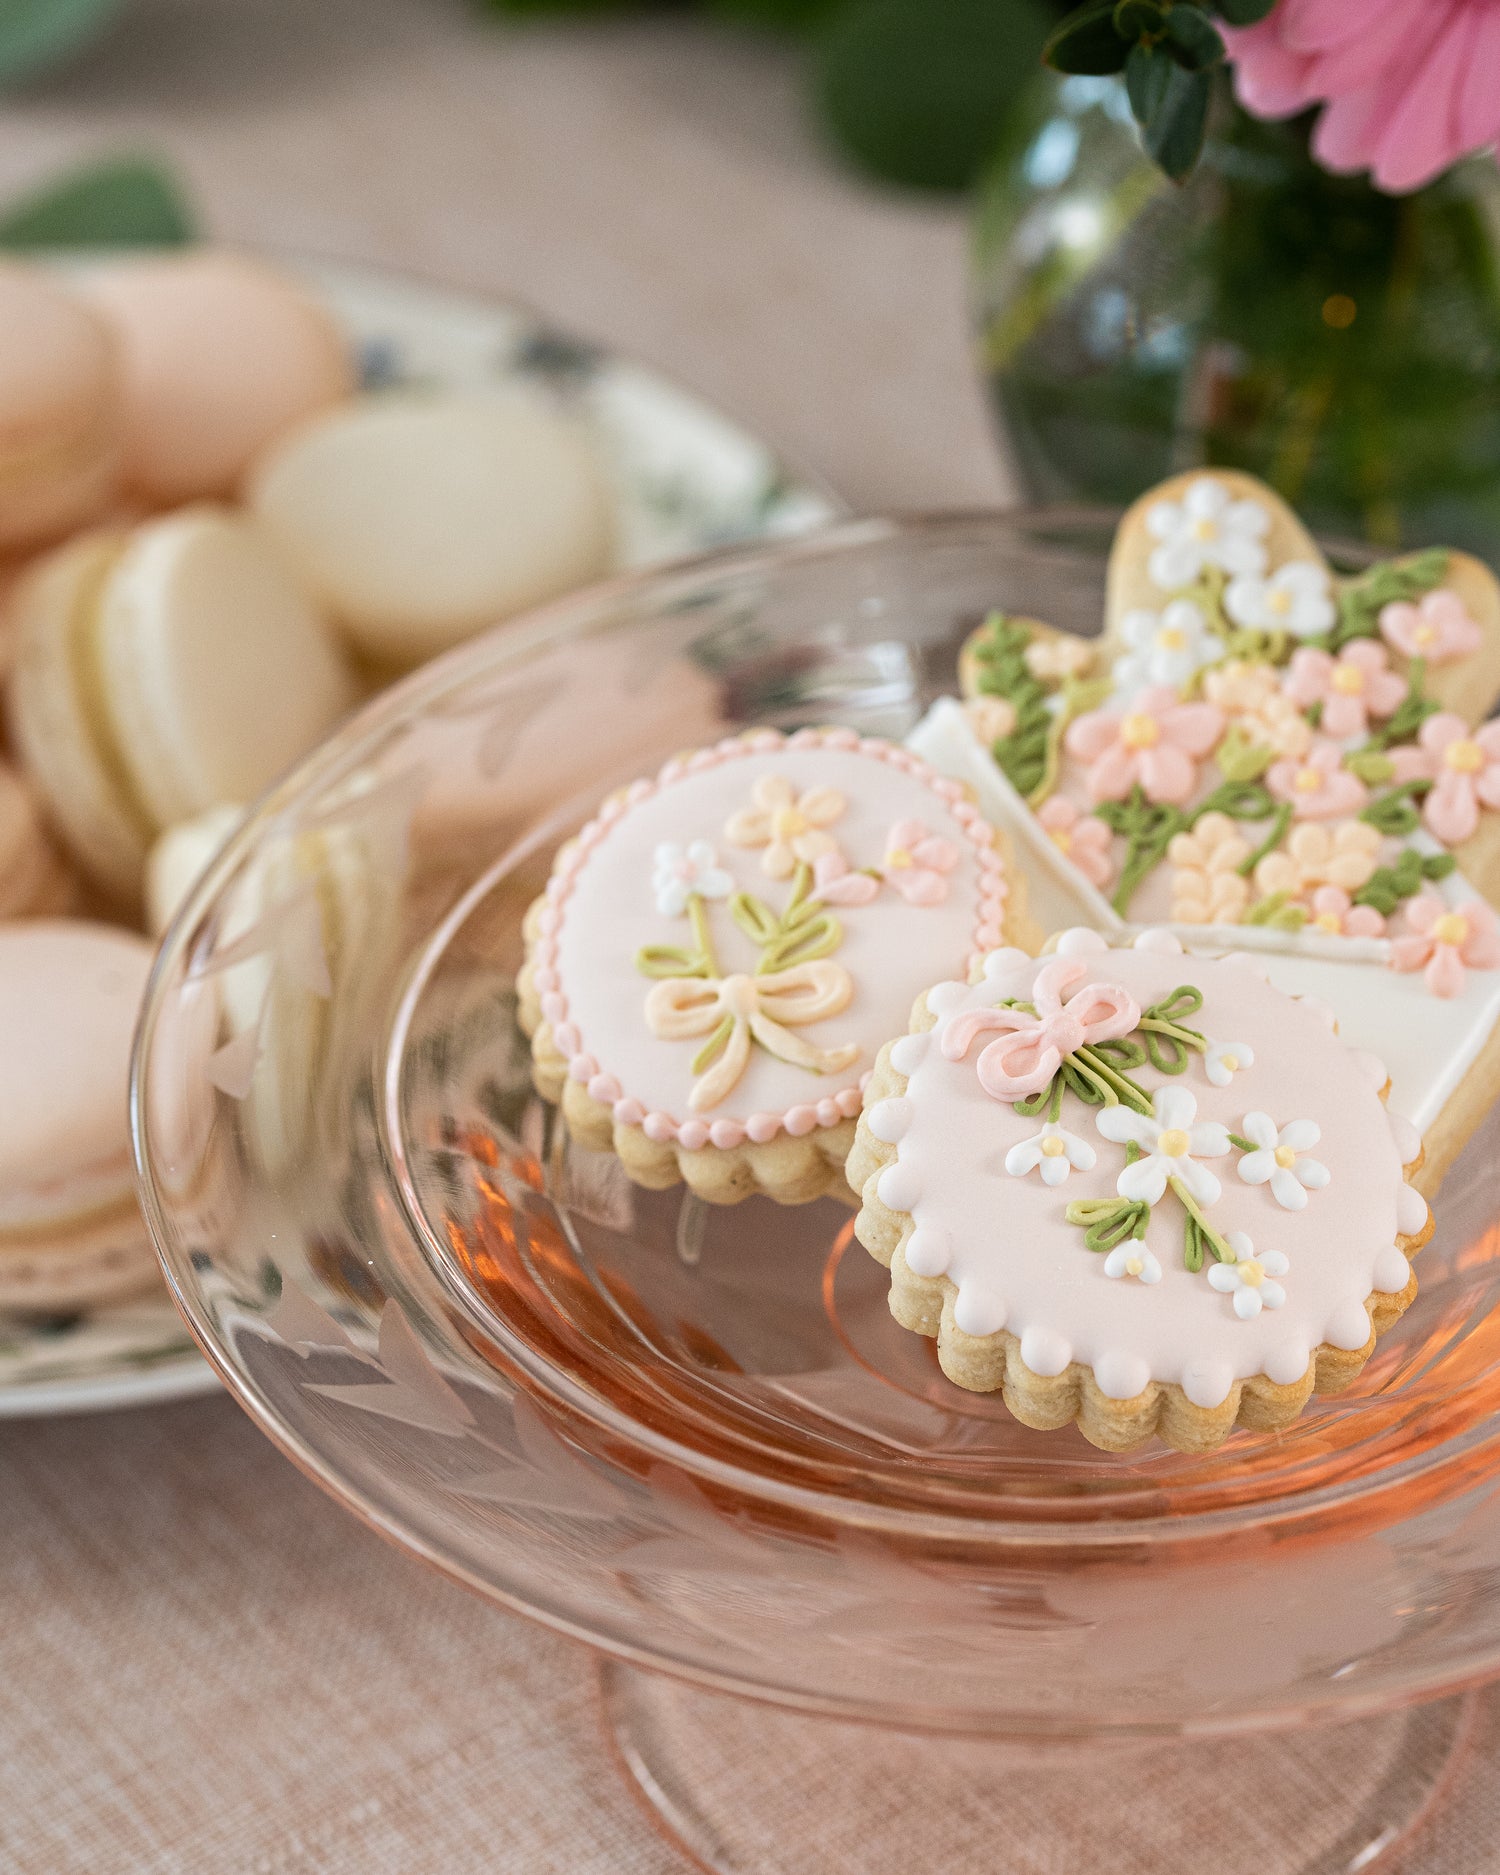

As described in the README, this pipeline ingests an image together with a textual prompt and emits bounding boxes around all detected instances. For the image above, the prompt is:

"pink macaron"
[0,259,122,552]
[82,249,355,504]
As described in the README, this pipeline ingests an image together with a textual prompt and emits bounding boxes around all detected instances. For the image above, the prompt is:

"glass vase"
[973,75,1500,561]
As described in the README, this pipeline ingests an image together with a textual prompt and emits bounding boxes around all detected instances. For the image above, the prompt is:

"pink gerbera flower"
[1064,685,1224,807]
[1390,712,1500,845]
[1306,883,1385,938]
[1266,740,1369,820]
[1281,641,1406,740]
[1390,892,1500,998]
[1225,1,1500,195]
[878,819,959,904]
[1036,795,1116,889]
[1380,589,1485,665]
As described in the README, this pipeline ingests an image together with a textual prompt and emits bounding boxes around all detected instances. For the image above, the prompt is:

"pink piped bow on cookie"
[940,958,1139,1100]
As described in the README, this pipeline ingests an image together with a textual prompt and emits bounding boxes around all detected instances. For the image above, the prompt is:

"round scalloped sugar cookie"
[848,927,1432,1452]
[518,727,1032,1205]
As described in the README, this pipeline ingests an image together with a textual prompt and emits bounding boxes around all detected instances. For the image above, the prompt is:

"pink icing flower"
[1306,884,1385,939]
[941,958,1140,1100]
[1266,740,1369,820]
[1281,641,1406,740]
[1389,713,1500,845]
[1224,2,1500,195]
[1380,589,1485,666]
[878,818,959,905]
[1390,893,1500,999]
[1064,685,1224,807]
[1037,796,1115,889]
[812,848,879,907]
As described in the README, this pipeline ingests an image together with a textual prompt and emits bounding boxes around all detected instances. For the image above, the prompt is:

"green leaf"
[730,893,780,947]
[1423,852,1458,880]
[0,0,121,89]
[1214,725,1273,783]
[1043,0,1129,75]
[1161,4,1225,70]
[1113,0,1163,36]
[1125,41,1174,130]
[814,0,1055,191]
[0,155,194,250]
[1207,0,1275,21]
[1139,59,1211,179]
[1344,749,1395,785]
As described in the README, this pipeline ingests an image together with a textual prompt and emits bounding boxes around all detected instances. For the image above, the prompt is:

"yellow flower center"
[1219,1053,1239,1072]
[1041,1136,1067,1157]
[1124,1253,1145,1277]
[1192,518,1217,542]
[1051,830,1072,855]
[886,848,913,870]
[1121,712,1162,751]
[1293,766,1323,793]
[1158,1128,1191,1159]
[1274,1145,1298,1169]
[1444,739,1485,775]
[1157,626,1188,652]
[1414,623,1437,648]
[1314,912,1342,934]
[773,807,808,837]
[1433,912,1470,946]
[1238,1259,1265,1288]
[1331,665,1365,695]
[1267,589,1292,616]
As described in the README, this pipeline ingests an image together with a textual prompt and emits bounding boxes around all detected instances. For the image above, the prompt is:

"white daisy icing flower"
[1104,1240,1163,1284]
[1207,1231,1289,1318]
[1223,560,1337,640]
[1236,1111,1331,1211]
[1204,1039,1255,1087]
[1005,1123,1096,1188]
[1113,599,1223,698]
[1097,1084,1231,1207]
[651,840,735,918]
[1145,478,1270,590]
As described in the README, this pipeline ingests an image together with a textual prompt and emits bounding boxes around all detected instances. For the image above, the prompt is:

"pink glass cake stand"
[135,517,1500,1875]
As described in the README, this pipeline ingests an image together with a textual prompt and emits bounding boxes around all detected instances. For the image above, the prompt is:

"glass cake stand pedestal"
[134,516,1500,1875]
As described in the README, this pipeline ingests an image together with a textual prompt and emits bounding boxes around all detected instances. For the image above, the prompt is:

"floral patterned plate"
[1,257,841,1419]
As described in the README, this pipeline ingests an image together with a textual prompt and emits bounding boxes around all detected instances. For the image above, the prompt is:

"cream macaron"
[0,259,122,552]
[7,507,357,902]
[82,250,354,505]
[0,921,161,1313]
[248,387,616,669]
[0,762,76,919]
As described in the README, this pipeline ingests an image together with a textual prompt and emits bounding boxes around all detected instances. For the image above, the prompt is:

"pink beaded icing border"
[530,727,1011,1150]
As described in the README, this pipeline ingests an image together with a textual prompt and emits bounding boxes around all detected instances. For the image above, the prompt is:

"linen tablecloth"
[2,3,1498,1869]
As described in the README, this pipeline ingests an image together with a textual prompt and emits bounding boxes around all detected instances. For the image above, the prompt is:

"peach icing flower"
[1024,636,1093,682]
[1036,795,1115,889]
[1167,812,1252,925]
[1389,713,1500,845]
[1225,1,1500,194]
[1306,884,1385,939]
[811,848,879,907]
[725,774,846,878]
[1380,589,1484,665]
[877,819,959,905]
[964,695,1018,744]
[1266,741,1369,820]
[1252,819,1382,898]
[1203,660,1312,758]
[1390,893,1500,1000]
[1064,685,1224,806]
[1281,642,1407,740]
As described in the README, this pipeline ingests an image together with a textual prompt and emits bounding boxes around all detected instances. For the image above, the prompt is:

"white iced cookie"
[518,727,1025,1205]
[248,387,616,668]
[849,929,1431,1453]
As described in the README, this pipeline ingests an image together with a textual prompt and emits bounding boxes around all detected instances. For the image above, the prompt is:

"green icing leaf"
[969,611,1056,799]
[1353,846,1446,915]
[1345,748,1396,785]
[1360,781,1430,837]
[0,155,194,250]
[1325,548,1452,651]
[1065,1196,1151,1253]
[1215,726,1274,783]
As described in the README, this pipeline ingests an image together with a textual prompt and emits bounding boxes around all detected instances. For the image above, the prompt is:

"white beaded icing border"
[530,727,1011,1151]
[862,927,1430,1408]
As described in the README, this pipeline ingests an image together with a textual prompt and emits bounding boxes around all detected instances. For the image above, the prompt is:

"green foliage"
[812,0,1054,192]
[1354,846,1455,916]
[0,156,194,250]
[967,611,1055,797]
[1323,548,1451,651]
[1065,1195,1151,1252]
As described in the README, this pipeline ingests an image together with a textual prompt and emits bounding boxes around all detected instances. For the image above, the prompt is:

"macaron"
[7,507,357,902]
[0,259,122,552]
[82,250,353,505]
[146,802,244,937]
[0,763,77,920]
[0,921,161,1313]
[247,387,616,668]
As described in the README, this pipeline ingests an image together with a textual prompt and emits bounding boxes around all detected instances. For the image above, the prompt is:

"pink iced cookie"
[519,729,1025,1205]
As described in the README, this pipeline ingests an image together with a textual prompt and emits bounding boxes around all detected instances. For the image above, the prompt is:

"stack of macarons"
[0,247,620,1315]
